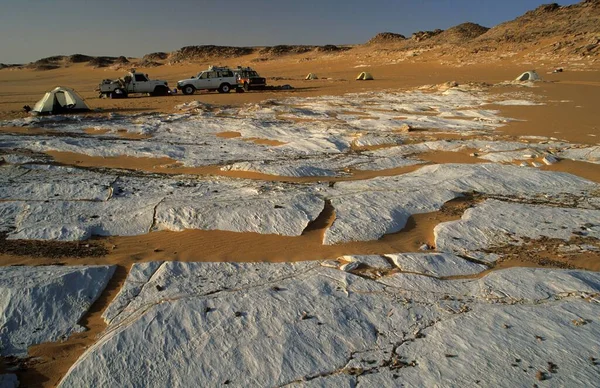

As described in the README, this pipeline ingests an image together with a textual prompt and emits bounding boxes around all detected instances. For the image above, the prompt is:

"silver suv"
[177,66,239,94]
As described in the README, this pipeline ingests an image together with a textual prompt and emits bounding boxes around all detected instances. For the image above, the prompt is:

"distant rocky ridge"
[6,0,599,71]
[0,63,22,70]
[367,32,407,44]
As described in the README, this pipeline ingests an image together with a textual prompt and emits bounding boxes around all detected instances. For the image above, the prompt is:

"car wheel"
[182,85,195,95]
[152,86,168,96]
[110,88,127,99]
[218,83,231,93]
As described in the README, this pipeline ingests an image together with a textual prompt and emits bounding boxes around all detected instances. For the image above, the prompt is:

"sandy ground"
[1,50,599,387]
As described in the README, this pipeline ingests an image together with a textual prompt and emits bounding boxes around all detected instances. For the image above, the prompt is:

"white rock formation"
[1,165,327,240]
[386,252,487,277]
[58,262,600,387]
[325,163,596,244]
[435,199,600,262]
[0,265,115,357]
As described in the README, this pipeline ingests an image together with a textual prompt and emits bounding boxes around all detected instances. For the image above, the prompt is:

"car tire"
[110,88,127,99]
[152,86,169,96]
[182,85,195,95]
[218,83,231,93]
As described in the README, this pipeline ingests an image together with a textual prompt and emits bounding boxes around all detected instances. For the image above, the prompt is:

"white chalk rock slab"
[492,99,543,106]
[0,86,528,172]
[154,189,324,236]
[58,262,446,387]
[559,146,600,164]
[59,263,600,387]
[0,152,45,164]
[543,154,558,165]
[325,163,596,244]
[472,268,600,302]
[359,299,600,387]
[7,198,159,241]
[337,255,394,270]
[352,133,403,148]
[288,374,356,387]
[479,149,542,163]
[386,252,487,277]
[434,199,600,263]
[0,165,113,201]
[0,265,115,357]
[102,261,164,324]
[0,202,23,233]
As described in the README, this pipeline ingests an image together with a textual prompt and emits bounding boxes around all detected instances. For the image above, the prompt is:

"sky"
[0,0,581,64]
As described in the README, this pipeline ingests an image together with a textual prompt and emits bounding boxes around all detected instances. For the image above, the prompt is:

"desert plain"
[1,1,600,387]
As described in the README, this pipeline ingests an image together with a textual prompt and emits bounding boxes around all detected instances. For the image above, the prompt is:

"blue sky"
[0,0,580,63]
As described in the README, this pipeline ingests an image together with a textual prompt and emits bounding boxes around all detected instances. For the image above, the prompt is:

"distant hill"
[432,23,489,44]
[468,0,600,58]
[367,32,407,45]
[365,0,599,61]
[8,0,599,71]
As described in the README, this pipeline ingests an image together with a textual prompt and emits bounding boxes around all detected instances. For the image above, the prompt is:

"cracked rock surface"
[0,265,115,357]
[435,199,600,263]
[58,262,600,387]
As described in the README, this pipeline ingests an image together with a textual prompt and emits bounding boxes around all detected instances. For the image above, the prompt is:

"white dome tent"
[356,72,374,80]
[515,70,541,82]
[32,87,90,115]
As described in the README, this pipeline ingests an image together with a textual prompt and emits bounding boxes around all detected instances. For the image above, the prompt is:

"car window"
[134,74,147,82]
[199,72,208,79]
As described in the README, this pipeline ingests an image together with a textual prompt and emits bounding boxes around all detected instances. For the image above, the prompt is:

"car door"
[132,73,148,93]
[196,72,210,89]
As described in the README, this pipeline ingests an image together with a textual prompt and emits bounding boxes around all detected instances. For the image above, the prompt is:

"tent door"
[52,91,68,113]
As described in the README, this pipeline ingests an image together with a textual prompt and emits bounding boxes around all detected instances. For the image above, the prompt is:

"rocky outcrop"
[168,45,255,63]
[367,32,407,44]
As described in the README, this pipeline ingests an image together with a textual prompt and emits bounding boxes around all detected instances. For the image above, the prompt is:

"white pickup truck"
[97,70,170,98]
[176,66,240,95]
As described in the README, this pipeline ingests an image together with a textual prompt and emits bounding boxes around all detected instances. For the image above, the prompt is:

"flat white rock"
[386,252,487,277]
[434,199,600,262]
[0,265,115,357]
[325,163,596,244]
[58,262,600,387]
